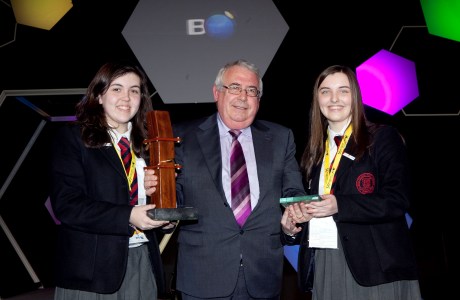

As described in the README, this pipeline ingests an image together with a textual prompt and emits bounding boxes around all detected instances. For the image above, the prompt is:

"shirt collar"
[217,114,252,139]
[328,119,350,146]
[108,122,133,144]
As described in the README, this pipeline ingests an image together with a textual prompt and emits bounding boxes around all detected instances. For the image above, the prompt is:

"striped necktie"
[118,137,138,205]
[229,130,251,227]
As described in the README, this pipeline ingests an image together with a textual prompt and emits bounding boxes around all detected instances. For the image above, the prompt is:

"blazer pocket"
[57,228,97,281]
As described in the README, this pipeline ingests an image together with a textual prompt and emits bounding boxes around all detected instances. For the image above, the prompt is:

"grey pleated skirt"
[312,238,422,300]
[54,244,157,300]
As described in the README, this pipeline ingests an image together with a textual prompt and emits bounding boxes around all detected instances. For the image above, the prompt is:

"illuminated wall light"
[356,49,419,116]
[420,0,460,43]
[11,0,72,30]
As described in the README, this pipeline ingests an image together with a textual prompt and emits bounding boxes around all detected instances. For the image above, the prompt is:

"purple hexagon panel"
[356,49,419,115]
[122,0,288,104]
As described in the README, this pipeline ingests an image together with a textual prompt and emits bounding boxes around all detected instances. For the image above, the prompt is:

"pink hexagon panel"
[356,49,419,116]
[122,0,288,104]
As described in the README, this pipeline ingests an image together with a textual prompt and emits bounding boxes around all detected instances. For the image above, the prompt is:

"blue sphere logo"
[205,12,235,39]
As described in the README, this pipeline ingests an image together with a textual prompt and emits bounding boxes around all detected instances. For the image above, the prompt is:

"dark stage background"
[0,0,457,299]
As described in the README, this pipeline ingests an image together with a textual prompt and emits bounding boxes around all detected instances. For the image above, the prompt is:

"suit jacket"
[50,124,166,295]
[293,125,419,291]
[173,113,306,298]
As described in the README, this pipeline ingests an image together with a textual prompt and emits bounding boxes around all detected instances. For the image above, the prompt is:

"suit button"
[240,230,244,235]
[343,235,349,241]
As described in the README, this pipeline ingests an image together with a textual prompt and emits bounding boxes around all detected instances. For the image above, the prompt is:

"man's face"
[213,65,260,130]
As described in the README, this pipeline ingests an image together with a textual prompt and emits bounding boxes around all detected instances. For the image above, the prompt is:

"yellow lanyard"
[114,141,137,191]
[323,125,352,193]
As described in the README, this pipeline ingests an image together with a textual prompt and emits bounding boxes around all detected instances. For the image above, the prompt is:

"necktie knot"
[229,129,241,140]
[118,136,130,151]
[334,135,343,147]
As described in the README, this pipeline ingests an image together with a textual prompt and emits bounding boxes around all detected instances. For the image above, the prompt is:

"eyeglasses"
[222,85,260,98]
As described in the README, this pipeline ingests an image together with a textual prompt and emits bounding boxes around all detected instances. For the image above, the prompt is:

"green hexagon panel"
[420,0,460,43]
[122,0,288,104]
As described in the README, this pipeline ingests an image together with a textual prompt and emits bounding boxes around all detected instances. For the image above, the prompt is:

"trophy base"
[147,207,198,221]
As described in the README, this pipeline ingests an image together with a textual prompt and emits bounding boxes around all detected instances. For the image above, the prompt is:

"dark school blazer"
[50,124,167,295]
[285,125,419,291]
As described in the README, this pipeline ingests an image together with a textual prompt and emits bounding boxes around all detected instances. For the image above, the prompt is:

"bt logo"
[186,11,235,39]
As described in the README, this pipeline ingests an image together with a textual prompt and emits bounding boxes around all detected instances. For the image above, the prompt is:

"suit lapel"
[196,115,226,199]
[99,145,127,180]
[334,140,355,183]
[251,121,273,206]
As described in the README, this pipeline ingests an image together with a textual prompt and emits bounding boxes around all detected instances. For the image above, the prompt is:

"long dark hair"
[75,61,153,158]
[301,65,372,182]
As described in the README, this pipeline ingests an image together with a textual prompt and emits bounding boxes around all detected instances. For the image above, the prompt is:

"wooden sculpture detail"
[144,110,181,210]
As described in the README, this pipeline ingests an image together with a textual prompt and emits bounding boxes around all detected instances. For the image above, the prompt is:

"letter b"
[186,19,205,35]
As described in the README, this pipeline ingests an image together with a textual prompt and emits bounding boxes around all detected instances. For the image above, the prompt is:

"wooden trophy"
[144,110,198,220]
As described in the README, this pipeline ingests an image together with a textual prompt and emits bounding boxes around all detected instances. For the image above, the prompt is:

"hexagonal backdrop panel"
[356,49,419,116]
[11,0,73,30]
[420,0,460,42]
[122,0,288,104]
[0,1,16,47]
[390,26,460,115]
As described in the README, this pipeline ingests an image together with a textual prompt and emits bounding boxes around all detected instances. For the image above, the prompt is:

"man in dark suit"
[145,59,306,299]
